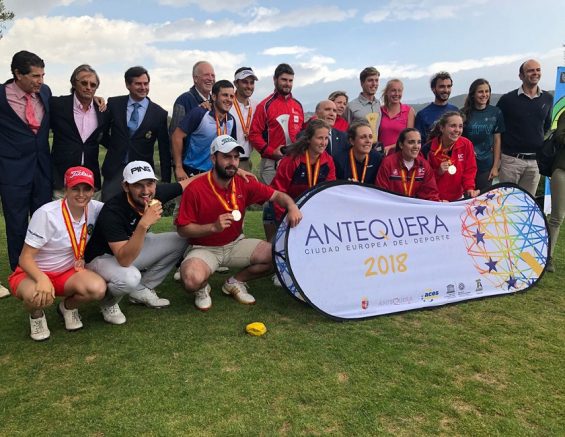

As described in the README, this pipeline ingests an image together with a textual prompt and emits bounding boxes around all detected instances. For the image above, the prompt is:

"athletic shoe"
[57,301,83,331]
[222,279,255,305]
[216,266,229,273]
[101,303,126,325]
[194,284,212,311]
[29,313,50,341]
[173,269,181,281]
[129,288,170,308]
[0,282,10,298]
[546,257,555,273]
[272,274,282,288]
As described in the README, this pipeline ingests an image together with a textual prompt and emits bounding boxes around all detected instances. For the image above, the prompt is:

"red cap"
[64,166,95,189]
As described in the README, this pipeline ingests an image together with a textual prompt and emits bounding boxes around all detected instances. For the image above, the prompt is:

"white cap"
[123,161,158,184]
[211,135,245,155]
[234,68,258,82]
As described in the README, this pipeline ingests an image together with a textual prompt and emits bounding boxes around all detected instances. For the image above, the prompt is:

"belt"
[505,152,537,160]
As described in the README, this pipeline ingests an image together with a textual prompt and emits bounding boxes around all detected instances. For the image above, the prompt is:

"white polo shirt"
[229,98,257,159]
[25,199,104,272]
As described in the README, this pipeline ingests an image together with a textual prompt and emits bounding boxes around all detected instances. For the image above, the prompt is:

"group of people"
[0,50,562,341]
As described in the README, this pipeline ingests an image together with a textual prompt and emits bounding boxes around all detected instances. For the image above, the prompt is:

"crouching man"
[176,135,302,311]
[85,161,189,324]
[9,167,106,341]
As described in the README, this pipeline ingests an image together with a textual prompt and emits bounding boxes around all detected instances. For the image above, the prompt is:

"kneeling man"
[9,167,106,341]
[176,135,302,310]
[85,161,189,324]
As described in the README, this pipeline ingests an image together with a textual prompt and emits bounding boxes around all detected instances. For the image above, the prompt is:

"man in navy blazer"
[0,51,52,272]
[101,66,171,201]
[50,64,107,195]
[300,100,348,157]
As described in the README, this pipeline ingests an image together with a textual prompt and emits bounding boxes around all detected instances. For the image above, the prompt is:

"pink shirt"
[73,93,98,143]
[5,81,45,128]
[379,103,412,147]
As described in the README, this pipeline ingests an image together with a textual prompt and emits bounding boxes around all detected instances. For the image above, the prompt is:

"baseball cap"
[122,161,158,184]
[234,68,258,82]
[211,135,245,155]
[64,166,95,188]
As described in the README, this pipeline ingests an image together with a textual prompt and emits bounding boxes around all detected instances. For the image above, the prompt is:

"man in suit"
[101,66,171,201]
[0,51,52,276]
[50,64,107,197]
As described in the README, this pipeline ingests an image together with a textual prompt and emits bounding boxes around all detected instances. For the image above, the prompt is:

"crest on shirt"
[418,167,426,175]
[458,153,464,161]
[392,169,399,176]
[87,224,94,235]
[145,131,152,139]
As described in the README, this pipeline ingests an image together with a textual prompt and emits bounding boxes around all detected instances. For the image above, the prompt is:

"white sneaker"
[29,313,50,341]
[222,279,256,305]
[194,284,212,311]
[272,274,282,288]
[129,288,170,308]
[173,269,181,281]
[0,282,10,298]
[101,303,126,325]
[57,301,83,331]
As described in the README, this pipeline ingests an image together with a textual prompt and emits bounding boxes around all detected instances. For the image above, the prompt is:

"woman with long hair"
[375,128,440,201]
[271,119,336,221]
[334,121,382,184]
[427,111,479,201]
[379,79,416,155]
[461,78,505,192]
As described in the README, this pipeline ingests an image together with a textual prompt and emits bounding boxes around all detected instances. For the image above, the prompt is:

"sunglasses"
[78,80,98,88]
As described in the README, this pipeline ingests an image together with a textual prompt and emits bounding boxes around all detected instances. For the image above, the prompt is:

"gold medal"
[74,259,85,271]
[232,210,242,222]
[448,165,457,175]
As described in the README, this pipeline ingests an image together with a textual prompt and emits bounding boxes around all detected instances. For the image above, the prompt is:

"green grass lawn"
[0,212,564,435]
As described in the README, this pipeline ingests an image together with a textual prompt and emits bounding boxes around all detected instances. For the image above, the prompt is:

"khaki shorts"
[182,235,263,273]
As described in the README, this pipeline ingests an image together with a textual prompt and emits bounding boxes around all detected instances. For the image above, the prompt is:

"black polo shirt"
[85,183,182,262]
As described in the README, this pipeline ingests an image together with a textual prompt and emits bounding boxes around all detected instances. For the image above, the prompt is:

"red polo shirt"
[176,173,274,246]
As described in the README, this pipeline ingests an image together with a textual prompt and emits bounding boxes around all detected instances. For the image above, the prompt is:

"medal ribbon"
[349,148,368,183]
[215,113,228,137]
[233,100,252,137]
[207,171,238,212]
[61,199,88,261]
[433,140,454,164]
[305,152,321,188]
[399,161,417,197]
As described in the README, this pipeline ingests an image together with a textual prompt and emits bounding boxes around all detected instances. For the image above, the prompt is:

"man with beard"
[345,67,382,148]
[176,135,302,311]
[85,161,190,324]
[229,67,258,171]
[171,80,236,181]
[249,63,304,242]
[497,59,552,196]
[415,71,458,144]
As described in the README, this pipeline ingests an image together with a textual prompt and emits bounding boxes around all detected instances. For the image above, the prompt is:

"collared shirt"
[126,96,149,127]
[345,93,382,142]
[5,81,45,126]
[229,97,256,158]
[517,85,542,99]
[73,93,98,143]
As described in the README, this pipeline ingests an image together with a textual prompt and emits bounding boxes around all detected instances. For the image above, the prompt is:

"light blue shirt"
[126,96,149,127]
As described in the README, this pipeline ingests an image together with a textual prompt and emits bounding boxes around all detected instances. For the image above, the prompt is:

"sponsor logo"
[458,282,465,291]
[361,296,369,310]
[421,289,439,303]
[70,170,92,178]
[446,284,455,295]
[378,296,414,306]
[475,279,483,292]
[130,165,152,175]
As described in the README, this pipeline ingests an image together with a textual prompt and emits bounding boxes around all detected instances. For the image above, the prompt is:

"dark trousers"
[0,173,52,271]
[101,166,126,202]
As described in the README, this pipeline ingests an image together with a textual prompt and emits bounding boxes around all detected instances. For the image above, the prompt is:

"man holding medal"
[8,167,106,341]
[85,161,189,324]
[229,67,258,172]
[176,135,302,311]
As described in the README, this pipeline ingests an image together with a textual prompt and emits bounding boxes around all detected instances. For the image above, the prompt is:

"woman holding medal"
[8,167,106,341]
[375,128,441,201]
[426,111,479,201]
[271,119,336,222]
[334,120,382,184]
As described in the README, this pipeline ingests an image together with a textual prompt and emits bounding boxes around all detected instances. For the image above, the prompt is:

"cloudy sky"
[1,0,563,112]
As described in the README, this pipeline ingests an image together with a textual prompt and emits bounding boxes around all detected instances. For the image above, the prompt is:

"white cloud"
[364,0,487,22]
[154,6,357,41]
[158,0,256,12]
[261,46,314,56]
[5,0,86,17]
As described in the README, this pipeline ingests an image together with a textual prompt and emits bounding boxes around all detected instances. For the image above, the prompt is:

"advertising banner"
[274,182,549,320]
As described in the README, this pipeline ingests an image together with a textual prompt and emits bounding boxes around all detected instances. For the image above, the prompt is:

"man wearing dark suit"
[0,51,52,273]
[302,100,348,157]
[101,66,171,201]
[50,64,107,195]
